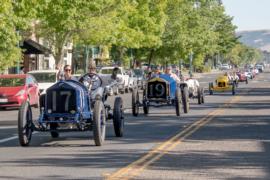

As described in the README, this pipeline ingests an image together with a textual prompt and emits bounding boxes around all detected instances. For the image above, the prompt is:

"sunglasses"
[64,69,71,72]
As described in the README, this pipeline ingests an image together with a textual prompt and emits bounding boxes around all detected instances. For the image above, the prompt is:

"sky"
[222,0,270,32]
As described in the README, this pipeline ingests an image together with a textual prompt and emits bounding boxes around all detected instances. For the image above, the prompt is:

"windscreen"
[0,78,25,87]
[29,72,56,83]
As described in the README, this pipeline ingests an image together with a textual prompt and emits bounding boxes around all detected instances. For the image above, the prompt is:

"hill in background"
[237,30,270,52]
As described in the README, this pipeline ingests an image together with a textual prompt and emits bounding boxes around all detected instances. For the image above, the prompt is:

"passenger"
[152,66,162,78]
[165,66,180,83]
[58,64,77,81]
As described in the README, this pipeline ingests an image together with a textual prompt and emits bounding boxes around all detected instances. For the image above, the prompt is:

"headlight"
[15,89,25,96]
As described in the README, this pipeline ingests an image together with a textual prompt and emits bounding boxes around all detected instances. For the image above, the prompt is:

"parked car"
[99,66,129,94]
[27,70,58,94]
[255,64,264,73]
[0,74,39,109]
[220,64,230,70]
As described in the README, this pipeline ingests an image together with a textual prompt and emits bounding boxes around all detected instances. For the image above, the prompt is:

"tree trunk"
[148,49,154,69]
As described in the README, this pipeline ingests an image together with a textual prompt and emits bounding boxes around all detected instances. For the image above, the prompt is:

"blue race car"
[132,74,189,116]
[18,72,124,147]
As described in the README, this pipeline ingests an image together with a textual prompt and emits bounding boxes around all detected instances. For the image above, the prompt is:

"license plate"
[0,99,8,103]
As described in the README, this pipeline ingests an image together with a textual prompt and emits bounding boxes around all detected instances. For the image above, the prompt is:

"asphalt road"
[0,71,270,180]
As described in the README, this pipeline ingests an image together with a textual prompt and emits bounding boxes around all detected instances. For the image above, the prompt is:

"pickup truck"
[99,66,129,94]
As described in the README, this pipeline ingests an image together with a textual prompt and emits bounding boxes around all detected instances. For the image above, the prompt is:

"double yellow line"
[106,96,241,180]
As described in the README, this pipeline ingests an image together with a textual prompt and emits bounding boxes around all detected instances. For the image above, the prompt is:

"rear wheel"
[175,87,181,116]
[93,100,106,146]
[18,101,33,146]
[182,86,189,113]
[201,87,205,104]
[143,90,149,115]
[113,97,124,137]
[132,88,139,116]
[198,88,202,104]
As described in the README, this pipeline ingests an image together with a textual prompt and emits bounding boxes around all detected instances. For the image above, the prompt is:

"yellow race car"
[209,75,236,95]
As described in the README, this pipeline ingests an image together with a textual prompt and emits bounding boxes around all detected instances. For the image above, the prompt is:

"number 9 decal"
[155,83,165,97]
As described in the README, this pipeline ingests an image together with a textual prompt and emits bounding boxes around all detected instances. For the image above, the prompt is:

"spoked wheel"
[198,87,202,104]
[113,97,124,137]
[50,123,59,138]
[209,82,213,95]
[182,86,189,113]
[232,83,236,95]
[132,88,139,116]
[18,101,33,146]
[93,100,106,146]
[175,87,182,116]
[201,87,205,104]
[143,90,149,115]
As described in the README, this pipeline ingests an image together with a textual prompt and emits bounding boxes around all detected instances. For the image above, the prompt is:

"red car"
[0,74,39,109]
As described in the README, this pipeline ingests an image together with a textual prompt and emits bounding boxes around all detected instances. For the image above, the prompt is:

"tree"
[0,1,21,70]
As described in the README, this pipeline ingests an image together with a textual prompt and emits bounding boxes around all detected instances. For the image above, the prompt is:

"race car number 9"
[149,83,165,97]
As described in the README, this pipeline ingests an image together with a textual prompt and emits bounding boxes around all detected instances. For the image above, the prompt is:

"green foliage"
[0,1,21,70]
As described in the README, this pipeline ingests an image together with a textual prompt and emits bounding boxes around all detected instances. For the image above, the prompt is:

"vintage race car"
[132,74,189,116]
[236,71,248,84]
[209,75,236,95]
[18,71,124,147]
[184,78,205,104]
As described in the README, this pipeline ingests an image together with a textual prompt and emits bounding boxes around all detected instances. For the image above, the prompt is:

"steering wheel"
[79,73,102,91]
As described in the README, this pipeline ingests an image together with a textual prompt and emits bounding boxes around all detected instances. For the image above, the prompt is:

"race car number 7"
[52,91,72,112]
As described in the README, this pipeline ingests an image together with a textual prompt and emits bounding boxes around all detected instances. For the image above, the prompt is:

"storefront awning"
[20,39,51,55]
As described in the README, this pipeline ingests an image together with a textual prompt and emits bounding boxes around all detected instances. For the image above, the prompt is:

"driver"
[165,66,181,83]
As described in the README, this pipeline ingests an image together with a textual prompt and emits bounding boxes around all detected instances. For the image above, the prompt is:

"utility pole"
[189,52,193,77]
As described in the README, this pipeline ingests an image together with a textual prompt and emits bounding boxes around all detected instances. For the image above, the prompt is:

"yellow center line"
[106,95,242,180]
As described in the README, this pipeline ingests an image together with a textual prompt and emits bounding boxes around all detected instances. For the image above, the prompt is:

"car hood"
[0,86,24,96]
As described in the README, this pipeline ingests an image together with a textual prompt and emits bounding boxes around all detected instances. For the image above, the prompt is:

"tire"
[232,83,236,95]
[113,97,124,137]
[143,90,149,115]
[18,101,33,146]
[201,87,205,104]
[93,100,106,146]
[175,87,181,116]
[114,87,119,95]
[182,86,189,113]
[209,82,213,95]
[125,87,129,93]
[246,78,248,84]
[132,88,139,116]
[198,88,202,104]
[50,123,59,138]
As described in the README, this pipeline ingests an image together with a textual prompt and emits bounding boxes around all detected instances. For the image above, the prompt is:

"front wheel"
[113,97,124,137]
[132,88,139,116]
[175,87,182,116]
[182,86,189,113]
[18,101,33,146]
[232,83,236,95]
[93,100,106,146]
